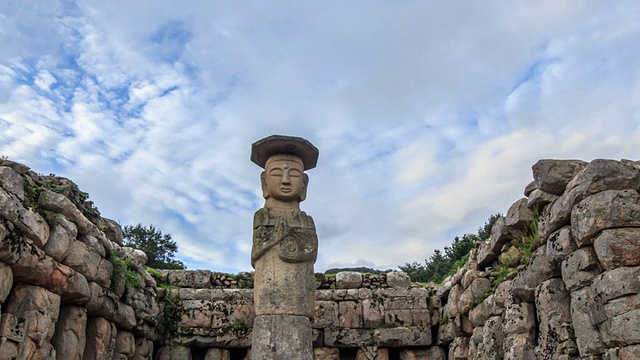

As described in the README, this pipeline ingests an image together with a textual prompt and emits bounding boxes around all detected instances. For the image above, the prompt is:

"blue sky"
[1,1,639,273]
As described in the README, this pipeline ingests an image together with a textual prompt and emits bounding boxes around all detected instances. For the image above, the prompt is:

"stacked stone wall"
[435,159,640,359]
[2,158,640,359]
[0,160,159,359]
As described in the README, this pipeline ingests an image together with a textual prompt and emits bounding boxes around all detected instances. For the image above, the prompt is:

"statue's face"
[262,155,307,202]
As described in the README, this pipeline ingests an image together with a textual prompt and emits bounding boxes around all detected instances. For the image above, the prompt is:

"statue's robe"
[251,207,318,318]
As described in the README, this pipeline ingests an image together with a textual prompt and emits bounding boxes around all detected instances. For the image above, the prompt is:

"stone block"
[314,301,338,328]
[571,287,605,356]
[356,347,388,360]
[599,308,640,347]
[5,284,61,344]
[252,315,313,359]
[590,266,640,305]
[43,217,75,262]
[476,316,504,359]
[386,271,410,288]
[448,336,469,360]
[594,228,640,270]
[314,347,340,360]
[532,159,587,195]
[51,306,87,360]
[362,299,385,328]
[0,261,12,303]
[603,345,640,360]
[504,198,534,231]
[336,271,363,289]
[339,301,363,328]
[133,338,154,360]
[399,346,446,360]
[561,247,602,291]
[503,332,536,360]
[534,278,571,359]
[63,239,101,281]
[83,318,116,360]
[545,226,576,266]
[114,330,135,358]
[503,300,535,336]
[527,189,558,212]
[572,189,640,246]
[375,327,431,347]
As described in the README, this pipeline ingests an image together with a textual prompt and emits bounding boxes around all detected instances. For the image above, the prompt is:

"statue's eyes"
[289,169,302,177]
[269,169,283,176]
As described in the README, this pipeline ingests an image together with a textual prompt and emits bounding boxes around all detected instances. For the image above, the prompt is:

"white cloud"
[0,1,639,273]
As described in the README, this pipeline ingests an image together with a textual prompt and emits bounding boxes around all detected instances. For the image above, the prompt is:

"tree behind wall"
[123,223,186,269]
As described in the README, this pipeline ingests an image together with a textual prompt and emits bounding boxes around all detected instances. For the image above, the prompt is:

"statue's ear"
[299,173,309,202]
[261,171,269,199]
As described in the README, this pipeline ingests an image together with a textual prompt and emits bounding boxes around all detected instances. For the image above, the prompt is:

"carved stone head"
[261,154,309,203]
[251,135,319,210]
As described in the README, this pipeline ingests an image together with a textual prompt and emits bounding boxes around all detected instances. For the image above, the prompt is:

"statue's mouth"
[279,187,292,193]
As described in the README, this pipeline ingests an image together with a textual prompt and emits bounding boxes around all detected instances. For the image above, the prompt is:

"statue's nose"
[282,171,291,184]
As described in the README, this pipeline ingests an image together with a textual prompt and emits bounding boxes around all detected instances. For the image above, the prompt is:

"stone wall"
[2,158,640,359]
[0,160,159,359]
[435,159,640,359]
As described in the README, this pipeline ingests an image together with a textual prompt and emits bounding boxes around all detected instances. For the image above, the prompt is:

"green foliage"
[232,319,247,331]
[145,266,164,278]
[123,223,186,270]
[399,213,502,284]
[158,293,183,337]
[110,251,141,290]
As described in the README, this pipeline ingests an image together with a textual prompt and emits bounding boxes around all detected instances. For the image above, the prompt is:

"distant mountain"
[324,267,392,275]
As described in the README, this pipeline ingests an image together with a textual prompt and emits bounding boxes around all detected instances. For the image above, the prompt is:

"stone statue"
[249,135,319,359]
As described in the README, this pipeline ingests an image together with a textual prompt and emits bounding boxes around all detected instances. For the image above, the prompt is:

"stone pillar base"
[251,315,313,360]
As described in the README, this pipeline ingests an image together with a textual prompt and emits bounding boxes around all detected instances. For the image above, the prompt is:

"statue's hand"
[274,217,289,241]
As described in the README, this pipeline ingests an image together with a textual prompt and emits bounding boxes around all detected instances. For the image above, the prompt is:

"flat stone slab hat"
[251,135,319,170]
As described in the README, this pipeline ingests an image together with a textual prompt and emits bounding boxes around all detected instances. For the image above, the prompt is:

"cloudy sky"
[1,1,639,273]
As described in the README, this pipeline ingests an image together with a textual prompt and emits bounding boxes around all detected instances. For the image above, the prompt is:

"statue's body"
[249,136,319,359]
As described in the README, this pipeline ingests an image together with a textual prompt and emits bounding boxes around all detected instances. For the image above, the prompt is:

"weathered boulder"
[526,189,558,212]
[594,228,640,270]
[572,189,640,246]
[336,271,364,289]
[534,278,571,359]
[133,338,154,360]
[38,189,101,237]
[101,217,123,245]
[375,326,431,347]
[532,159,587,195]
[114,330,135,359]
[0,187,49,247]
[449,336,469,360]
[314,347,340,360]
[504,198,534,231]
[571,287,605,356]
[42,216,76,262]
[545,226,576,266]
[386,271,410,288]
[63,239,101,281]
[475,316,504,360]
[458,277,491,314]
[0,166,26,200]
[355,347,388,360]
[0,261,12,303]
[5,285,61,345]
[511,247,560,299]
[603,344,640,359]
[83,317,117,360]
[561,246,602,291]
[590,266,640,305]
[399,346,445,360]
[51,306,87,360]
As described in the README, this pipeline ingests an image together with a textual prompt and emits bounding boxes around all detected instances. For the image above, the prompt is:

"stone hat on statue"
[250,135,319,170]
